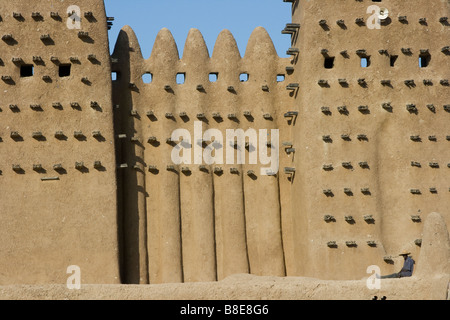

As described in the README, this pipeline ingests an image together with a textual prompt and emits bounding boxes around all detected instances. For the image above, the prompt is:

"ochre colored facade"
[288,0,449,280]
[0,0,448,286]
[0,0,120,284]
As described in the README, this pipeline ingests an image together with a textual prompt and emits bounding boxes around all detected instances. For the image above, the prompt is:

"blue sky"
[105,0,292,58]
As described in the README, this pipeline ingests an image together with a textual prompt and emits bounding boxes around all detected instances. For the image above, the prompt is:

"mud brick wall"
[0,0,448,285]
[0,0,120,284]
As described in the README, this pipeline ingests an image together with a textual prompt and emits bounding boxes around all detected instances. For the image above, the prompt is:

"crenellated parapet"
[0,0,447,286]
[111,25,295,283]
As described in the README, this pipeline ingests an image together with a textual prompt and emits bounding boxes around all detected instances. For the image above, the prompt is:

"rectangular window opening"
[209,73,218,82]
[176,73,185,84]
[390,55,398,67]
[59,64,71,77]
[419,54,431,68]
[112,71,118,81]
[360,57,370,68]
[324,57,335,69]
[277,74,285,82]
[142,72,153,84]
[240,73,249,82]
[20,65,34,77]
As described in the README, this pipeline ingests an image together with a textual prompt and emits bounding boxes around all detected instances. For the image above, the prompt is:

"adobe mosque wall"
[0,0,120,284]
[0,0,448,286]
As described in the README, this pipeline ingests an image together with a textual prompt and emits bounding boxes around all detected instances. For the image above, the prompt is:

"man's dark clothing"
[380,256,414,279]
[398,256,414,277]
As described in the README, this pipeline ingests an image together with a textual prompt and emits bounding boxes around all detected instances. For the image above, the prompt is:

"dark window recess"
[324,57,335,69]
[20,65,34,77]
[372,0,381,2]
[390,55,398,67]
[419,54,431,68]
[59,64,71,77]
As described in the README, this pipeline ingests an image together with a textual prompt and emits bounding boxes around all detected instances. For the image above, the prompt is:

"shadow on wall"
[112,29,146,285]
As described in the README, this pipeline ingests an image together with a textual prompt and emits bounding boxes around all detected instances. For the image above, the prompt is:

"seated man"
[380,250,415,279]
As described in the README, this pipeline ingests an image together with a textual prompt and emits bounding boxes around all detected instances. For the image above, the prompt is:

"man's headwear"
[399,250,410,256]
